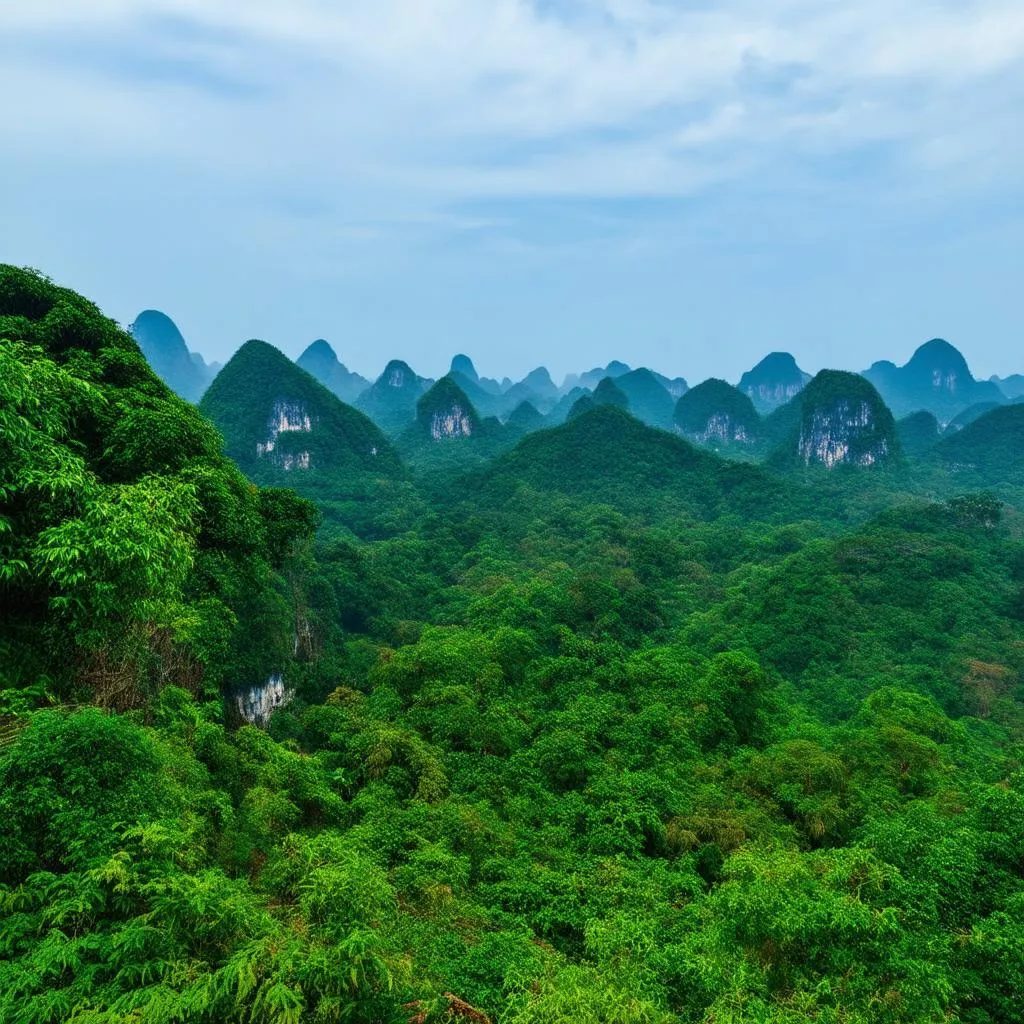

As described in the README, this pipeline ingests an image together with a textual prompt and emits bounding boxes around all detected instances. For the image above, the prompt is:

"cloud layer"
[2,1,1023,379]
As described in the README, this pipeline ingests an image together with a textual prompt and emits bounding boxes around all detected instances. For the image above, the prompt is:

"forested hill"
[3,265,1024,1024]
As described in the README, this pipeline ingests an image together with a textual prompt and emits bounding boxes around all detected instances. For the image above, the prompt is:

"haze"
[2,1,1023,382]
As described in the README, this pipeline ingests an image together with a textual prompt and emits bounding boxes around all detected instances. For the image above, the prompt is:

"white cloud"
[2,0,1022,209]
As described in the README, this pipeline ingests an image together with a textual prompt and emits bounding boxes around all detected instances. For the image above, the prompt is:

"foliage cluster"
[3,267,1024,1023]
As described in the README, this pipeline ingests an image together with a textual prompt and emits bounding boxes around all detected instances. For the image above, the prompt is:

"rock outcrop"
[199,339,401,483]
[675,378,761,445]
[234,673,293,727]
[416,376,481,440]
[794,371,897,468]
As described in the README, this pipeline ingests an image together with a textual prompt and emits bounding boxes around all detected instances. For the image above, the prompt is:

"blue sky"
[2,0,1023,385]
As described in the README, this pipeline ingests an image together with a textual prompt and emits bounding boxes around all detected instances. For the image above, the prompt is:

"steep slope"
[200,340,401,484]
[130,309,213,402]
[450,354,503,395]
[945,402,1003,433]
[356,359,430,434]
[863,339,1005,423]
[296,339,370,403]
[675,378,761,447]
[615,368,676,429]
[416,376,482,440]
[569,376,629,420]
[934,404,1024,486]
[505,400,545,438]
[896,411,942,458]
[738,352,811,413]
[547,386,592,425]
[788,371,898,469]
[448,369,506,418]
[0,265,317,701]
[651,370,689,399]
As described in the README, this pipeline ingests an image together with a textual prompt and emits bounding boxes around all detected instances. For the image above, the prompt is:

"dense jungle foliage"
[2,265,1024,1024]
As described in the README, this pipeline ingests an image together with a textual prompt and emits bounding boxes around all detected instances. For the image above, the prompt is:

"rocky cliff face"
[256,400,313,470]
[675,378,761,446]
[234,673,293,727]
[430,405,475,439]
[738,353,811,413]
[199,339,401,487]
[417,376,481,440]
[795,371,896,469]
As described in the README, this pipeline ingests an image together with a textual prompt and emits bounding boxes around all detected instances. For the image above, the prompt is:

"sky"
[2,1,1023,386]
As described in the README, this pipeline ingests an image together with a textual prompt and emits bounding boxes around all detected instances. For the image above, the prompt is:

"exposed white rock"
[234,673,293,728]
[696,413,749,443]
[746,381,804,407]
[257,402,313,469]
[798,401,887,468]
[431,404,474,439]
[387,366,407,387]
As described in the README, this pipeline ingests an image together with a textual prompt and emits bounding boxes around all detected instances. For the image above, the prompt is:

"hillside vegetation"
[2,266,1024,1024]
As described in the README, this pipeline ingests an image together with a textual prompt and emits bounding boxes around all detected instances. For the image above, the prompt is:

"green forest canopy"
[2,265,1024,1024]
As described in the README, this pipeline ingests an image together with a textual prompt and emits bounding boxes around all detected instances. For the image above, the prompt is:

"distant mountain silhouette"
[738,352,811,413]
[296,340,370,404]
[503,367,560,413]
[570,377,629,420]
[130,310,214,402]
[576,361,632,392]
[356,359,431,434]
[863,339,1005,423]
[615,369,676,429]
[450,354,503,395]
[505,401,545,437]
[991,374,1024,400]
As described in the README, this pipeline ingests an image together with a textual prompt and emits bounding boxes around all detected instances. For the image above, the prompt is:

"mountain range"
[132,308,1024,489]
